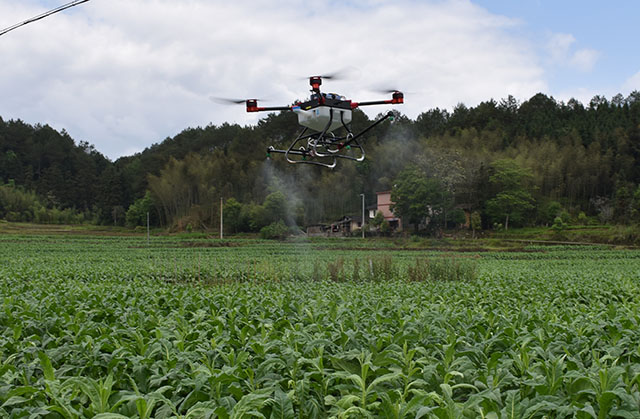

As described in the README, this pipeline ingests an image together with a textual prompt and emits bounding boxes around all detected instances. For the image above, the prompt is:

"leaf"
[333,371,365,389]
[231,390,271,419]
[608,409,640,419]
[135,396,158,419]
[598,390,619,418]
[501,390,522,419]
[379,392,399,419]
[415,405,437,419]
[368,371,402,391]
[341,406,374,418]
[38,351,55,381]
[185,401,219,418]
[1,396,28,408]
[439,383,453,400]
[335,394,360,410]
[576,404,597,419]
[109,392,141,413]
[269,388,294,419]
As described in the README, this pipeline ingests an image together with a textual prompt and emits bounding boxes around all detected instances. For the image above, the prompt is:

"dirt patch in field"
[179,241,243,248]
[127,241,244,249]
[313,246,546,253]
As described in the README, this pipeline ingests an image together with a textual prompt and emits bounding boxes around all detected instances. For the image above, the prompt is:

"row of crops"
[1,234,640,417]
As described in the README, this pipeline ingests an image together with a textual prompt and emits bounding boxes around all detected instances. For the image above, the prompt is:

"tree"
[591,196,614,224]
[262,191,288,225]
[632,185,640,223]
[391,165,450,232]
[539,201,563,226]
[614,183,632,223]
[125,191,156,227]
[147,154,217,227]
[6,90,640,231]
[371,211,384,229]
[470,211,481,239]
[223,198,244,233]
[96,165,126,225]
[379,219,391,236]
[485,159,535,230]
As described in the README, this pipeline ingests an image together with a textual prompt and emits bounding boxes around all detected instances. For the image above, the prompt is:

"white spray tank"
[293,105,352,132]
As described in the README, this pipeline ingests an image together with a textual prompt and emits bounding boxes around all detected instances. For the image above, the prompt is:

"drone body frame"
[242,76,404,168]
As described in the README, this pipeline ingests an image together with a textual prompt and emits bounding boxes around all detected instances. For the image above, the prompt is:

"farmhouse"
[369,191,402,231]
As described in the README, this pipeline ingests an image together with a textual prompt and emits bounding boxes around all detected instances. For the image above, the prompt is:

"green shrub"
[578,211,588,225]
[260,220,289,240]
[379,219,391,236]
[552,216,567,234]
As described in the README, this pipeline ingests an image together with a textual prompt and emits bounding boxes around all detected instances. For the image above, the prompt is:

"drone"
[218,76,404,168]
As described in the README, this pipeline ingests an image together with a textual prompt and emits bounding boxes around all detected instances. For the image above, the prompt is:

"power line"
[0,0,91,38]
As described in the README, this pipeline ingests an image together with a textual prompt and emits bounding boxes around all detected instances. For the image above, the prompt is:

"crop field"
[1,234,640,418]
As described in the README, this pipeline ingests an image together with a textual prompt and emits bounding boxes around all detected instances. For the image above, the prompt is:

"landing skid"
[267,110,394,169]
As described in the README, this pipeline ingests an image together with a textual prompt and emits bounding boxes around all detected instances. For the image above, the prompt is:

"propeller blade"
[373,88,402,94]
[304,66,360,81]
[209,96,267,105]
[371,87,421,95]
[318,71,342,80]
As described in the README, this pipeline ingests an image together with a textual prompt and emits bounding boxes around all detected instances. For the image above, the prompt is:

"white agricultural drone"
[217,75,404,168]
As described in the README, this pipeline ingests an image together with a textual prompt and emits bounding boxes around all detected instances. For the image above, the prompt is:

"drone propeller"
[209,96,267,105]
[374,88,403,94]
[301,66,360,81]
[372,87,422,96]
[313,71,343,80]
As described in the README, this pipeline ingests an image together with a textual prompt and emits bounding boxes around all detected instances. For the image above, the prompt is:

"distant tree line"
[1,90,640,233]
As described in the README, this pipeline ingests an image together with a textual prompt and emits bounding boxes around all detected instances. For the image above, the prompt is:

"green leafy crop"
[1,235,639,417]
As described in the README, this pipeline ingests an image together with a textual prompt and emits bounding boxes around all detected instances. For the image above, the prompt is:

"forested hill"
[0,118,111,210]
[1,91,640,229]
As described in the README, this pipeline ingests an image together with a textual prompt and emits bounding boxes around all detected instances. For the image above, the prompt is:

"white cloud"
[547,33,576,62]
[569,48,599,71]
[623,70,640,92]
[546,32,599,72]
[0,0,546,159]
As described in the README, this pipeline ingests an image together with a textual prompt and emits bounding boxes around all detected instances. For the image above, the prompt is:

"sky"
[0,0,639,160]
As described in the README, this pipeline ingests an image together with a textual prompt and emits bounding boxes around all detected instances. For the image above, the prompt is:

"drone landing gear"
[267,110,394,169]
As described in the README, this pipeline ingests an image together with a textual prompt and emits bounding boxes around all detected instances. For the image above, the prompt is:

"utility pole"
[220,197,223,239]
[360,193,365,239]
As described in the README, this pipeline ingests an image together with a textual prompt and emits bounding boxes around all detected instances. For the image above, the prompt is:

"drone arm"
[351,100,391,108]
[244,99,291,112]
[342,111,394,148]
[247,105,292,112]
[351,92,404,109]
